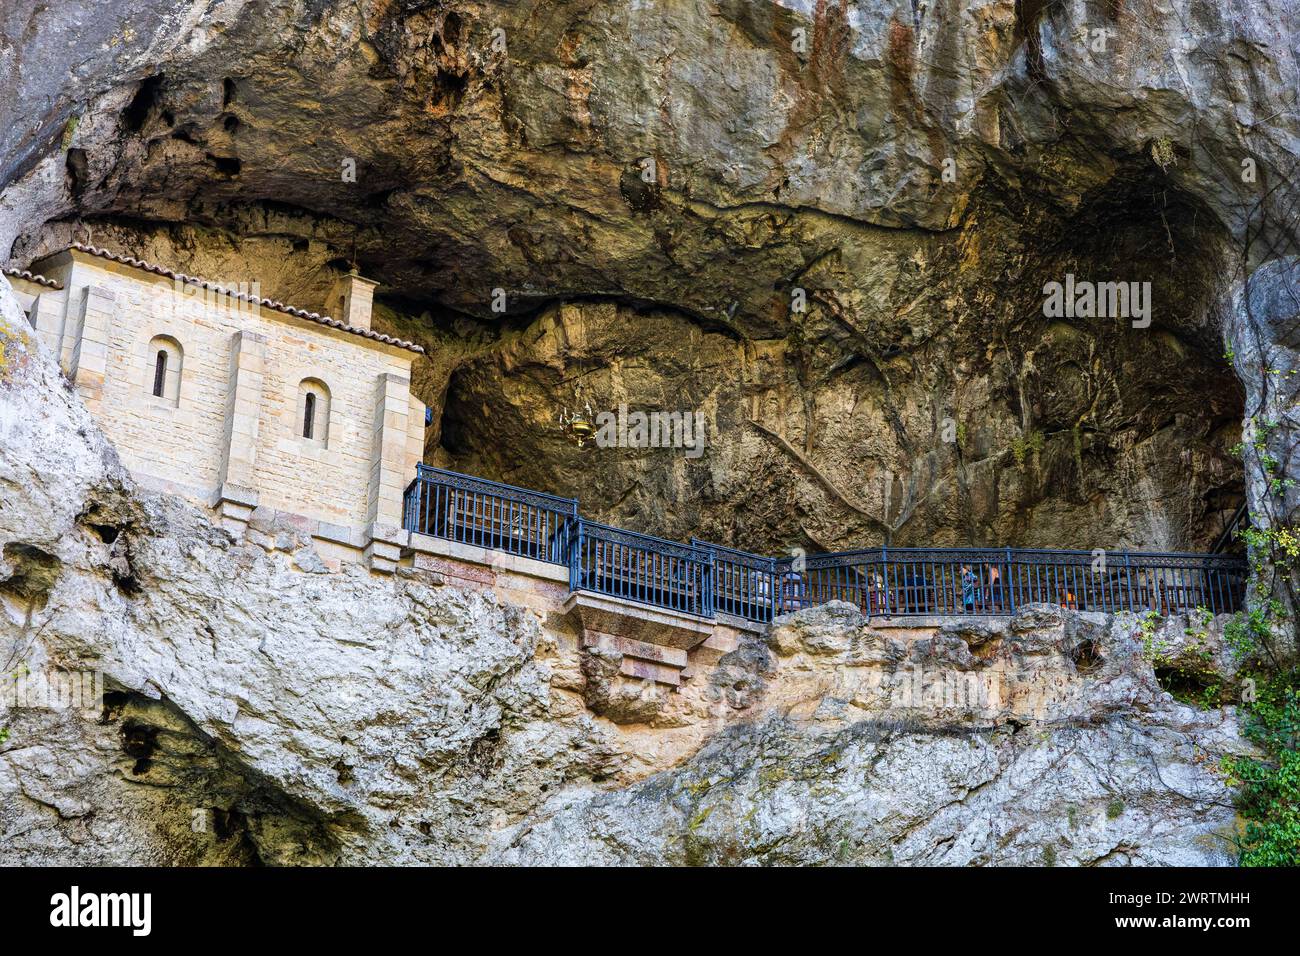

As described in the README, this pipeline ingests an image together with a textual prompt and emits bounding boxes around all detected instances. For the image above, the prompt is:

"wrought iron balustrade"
[773,548,1247,617]
[402,464,578,565]
[570,521,714,617]
[403,466,1248,622]
[691,539,778,623]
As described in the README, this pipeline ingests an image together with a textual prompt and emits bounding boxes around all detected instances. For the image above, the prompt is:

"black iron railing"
[402,464,577,564]
[404,467,1249,624]
[774,548,1247,618]
[569,521,714,617]
[692,539,779,623]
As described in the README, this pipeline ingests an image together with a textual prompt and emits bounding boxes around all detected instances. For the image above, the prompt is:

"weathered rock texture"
[440,293,1243,555]
[1227,255,1300,658]
[6,0,1298,553]
[1,308,1251,864]
[1,0,1294,864]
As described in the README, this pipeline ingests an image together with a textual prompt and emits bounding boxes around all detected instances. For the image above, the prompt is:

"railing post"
[1123,551,1133,613]
[568,517,583,593]
[772,556,785,618]
[772,558,779,618]
[707,546,717,621]
[1005,548,1015,613]
[881,547,890,615]
[703,548,716,618]
[763,556,773,623]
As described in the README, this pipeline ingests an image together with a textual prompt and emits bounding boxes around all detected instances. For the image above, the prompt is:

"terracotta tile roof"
[68,243,424,354]
[3,266,62,290]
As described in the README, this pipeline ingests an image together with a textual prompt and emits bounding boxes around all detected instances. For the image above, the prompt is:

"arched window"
[147,336,182,405]
[152,350,167,396]
[298,378,330,447]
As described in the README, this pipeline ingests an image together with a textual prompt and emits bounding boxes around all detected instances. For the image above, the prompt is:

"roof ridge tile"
[3,266,62,290]
[66,243,423,353]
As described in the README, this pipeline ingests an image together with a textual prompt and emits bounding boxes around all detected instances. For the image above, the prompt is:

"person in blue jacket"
[961,564,982,612]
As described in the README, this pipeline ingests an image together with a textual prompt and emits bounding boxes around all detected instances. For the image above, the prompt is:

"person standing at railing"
[868,570,885,614]
[961,565,982,613]
[984,563,1003,611]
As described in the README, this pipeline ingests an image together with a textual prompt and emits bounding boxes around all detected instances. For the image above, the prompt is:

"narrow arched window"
[152,350,168,397]
[297,378,330,447]
[146,336,183,406]
[303,392,316,439]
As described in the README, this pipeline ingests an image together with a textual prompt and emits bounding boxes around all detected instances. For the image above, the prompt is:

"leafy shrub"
[1220,604,1300,866]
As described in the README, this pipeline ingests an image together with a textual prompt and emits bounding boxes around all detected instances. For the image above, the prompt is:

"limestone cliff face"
[0,301,1250,864]
[438,295,1242,555]
[1227,257,1300,653]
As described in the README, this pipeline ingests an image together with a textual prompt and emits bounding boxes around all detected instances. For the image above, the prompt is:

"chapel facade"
[5,244,425,572]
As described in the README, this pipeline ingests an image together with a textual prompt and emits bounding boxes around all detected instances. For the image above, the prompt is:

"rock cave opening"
[420,168,1249,559]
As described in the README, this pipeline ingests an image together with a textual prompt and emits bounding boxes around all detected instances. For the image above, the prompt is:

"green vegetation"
[1240,524,1300,567]
[1219,412,1298,862]
[2,658,31,748]
[60,114,79,151]
[1174,608,1224,708]
[1232,418,1297,497]
[1133,608,1225,708]
[1223,673,1300,866]
[1150,136,1177,171]
[1219,602,1300,866]
[687,804,714,833]
[1134,610,1166,664]
[1225,602,1285,661]
[1010,429,1044,468]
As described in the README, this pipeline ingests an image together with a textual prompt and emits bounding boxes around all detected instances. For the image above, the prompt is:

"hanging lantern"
[559,398,597,448]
